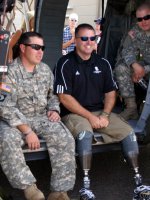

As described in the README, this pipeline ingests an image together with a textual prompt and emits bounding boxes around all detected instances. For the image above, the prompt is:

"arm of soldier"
[47,69,60,111]
[58,93,101,129]
[0,71,40,150]
[47,110,60,122]
[0,74,28,127]
[17,124,40,150]
[122,42,145,81]
[131,62,145,82]
[122,33,146,79]
[99,91,116,128]
[122,36,137,66]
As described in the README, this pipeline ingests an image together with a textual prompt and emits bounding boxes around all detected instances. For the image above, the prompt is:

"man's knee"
[76,131,93,155]
[121,131,139,156]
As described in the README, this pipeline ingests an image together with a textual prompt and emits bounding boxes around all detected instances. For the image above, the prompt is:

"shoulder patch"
[0,93,7,102]
[0,91,11,104]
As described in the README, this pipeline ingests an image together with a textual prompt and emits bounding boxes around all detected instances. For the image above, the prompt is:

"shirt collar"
[74,51,95,65]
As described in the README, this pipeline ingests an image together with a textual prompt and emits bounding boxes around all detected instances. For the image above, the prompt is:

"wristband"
[23,128,33,136]
[101,111,110,118]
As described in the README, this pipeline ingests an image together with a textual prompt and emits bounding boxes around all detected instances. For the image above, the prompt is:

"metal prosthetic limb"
[76,131,95,200]
[121,131,150,199]
[121,131,142,186]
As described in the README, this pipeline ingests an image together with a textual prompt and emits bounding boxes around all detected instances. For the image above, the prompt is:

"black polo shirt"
[54,51,117,116]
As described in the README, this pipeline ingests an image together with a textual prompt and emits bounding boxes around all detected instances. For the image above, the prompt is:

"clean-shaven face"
[75,28,96,59]
[136,7,150,31]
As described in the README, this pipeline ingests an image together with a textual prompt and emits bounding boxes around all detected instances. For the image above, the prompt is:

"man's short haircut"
[75,23,95,37]
[136,1,150,12]
[18,31,44,45]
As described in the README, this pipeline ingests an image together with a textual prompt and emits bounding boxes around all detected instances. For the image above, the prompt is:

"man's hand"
[88,114,101,129]
[99,115,109,128]
[88,114,109,129]
[47,111,61,122]
[25,132,40,150]
[132,63,145,82]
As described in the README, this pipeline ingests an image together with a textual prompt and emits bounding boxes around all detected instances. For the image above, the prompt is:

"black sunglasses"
[137,14,150,22]
[76,36,96,41]
[23,44,45,51]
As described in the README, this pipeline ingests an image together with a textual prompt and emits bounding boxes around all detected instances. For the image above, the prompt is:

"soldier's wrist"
[23,128,33,136]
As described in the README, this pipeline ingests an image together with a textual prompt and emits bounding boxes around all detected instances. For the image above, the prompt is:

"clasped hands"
[88,114,109,129]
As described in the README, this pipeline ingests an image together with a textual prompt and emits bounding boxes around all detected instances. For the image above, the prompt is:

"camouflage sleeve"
[121,35,137,66]
[144,65,150,74]
[46,68,60,113]
[0,69,27,127]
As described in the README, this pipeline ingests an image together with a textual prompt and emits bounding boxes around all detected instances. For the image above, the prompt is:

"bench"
[23,77,150,161]
[23,133,122,161]
[23,122,145,162]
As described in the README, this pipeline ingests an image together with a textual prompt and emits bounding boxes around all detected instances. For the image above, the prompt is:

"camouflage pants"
[114,63,135,98]
[0,117,75,191]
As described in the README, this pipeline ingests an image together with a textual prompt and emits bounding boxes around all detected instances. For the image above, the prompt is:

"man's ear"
[20,44,25,53]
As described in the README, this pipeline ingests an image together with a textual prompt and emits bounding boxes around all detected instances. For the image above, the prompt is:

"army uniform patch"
[0,93,7,101]
[0,90,11,105]
[0,82,11,93]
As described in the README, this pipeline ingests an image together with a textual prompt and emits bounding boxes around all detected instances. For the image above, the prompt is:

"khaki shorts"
[62,111,133,144]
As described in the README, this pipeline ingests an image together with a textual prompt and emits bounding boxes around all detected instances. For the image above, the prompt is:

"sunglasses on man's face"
[137,14,150,22]
[76,36,96,41]
[23,44,45,51]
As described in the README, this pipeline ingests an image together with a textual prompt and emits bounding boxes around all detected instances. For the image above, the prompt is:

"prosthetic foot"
[76,131,95,200]
[133,185,150,200]
[121,132,150,200]
[79,187,95,200]
[79,169,95,200]
[128,152,150,200]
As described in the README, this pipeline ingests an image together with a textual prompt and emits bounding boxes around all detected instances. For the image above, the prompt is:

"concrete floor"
[1,145,150,200]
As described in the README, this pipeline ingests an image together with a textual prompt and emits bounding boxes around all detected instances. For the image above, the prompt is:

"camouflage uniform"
[114,24,150,97]
[0,57,75,191]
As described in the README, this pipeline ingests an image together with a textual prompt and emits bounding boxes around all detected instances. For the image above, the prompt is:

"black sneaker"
[79,188,95,200]
[133,185,150,200]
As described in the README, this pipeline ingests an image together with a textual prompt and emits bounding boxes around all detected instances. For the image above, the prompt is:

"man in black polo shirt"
[54,24,146,199]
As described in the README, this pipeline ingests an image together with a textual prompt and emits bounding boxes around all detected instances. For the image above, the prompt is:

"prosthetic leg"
[121,131,150,200]
[76,131,95,200]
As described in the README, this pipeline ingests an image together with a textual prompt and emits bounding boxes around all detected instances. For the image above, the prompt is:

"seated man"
[0,32,75,200]
[114,1,150,120]
[54,23,149,199]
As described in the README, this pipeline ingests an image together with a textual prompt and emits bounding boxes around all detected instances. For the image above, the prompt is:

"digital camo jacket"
[117,24,150,73]
[0,57,60,127]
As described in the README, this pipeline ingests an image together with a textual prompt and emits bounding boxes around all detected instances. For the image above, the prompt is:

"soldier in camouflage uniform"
[114,2,150,120]
[0,32,75,200]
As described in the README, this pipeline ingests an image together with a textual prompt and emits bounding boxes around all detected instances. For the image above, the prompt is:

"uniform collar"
[16,57,40,79]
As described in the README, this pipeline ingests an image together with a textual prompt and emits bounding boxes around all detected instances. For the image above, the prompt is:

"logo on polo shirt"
[75,71,80,75]
[93,66,101,74]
